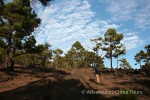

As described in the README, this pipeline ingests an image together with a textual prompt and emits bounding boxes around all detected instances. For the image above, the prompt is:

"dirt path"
[0,68,91,100]
[0,67,150,100]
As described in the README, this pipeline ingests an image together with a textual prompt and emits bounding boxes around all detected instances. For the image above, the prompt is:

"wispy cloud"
[34,0,118,52]
[123,32,144,50]
[107,0,136,21]
[99,0,150,28]
[134,1,150,28]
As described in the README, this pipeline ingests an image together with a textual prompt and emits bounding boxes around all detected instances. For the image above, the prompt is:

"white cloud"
[99,0,136,21]
[105,0,136,21]
[99,0,150,28]
[126,32,136,36]
[123,33,144,50]
[134,1,150,28]
[34,0,119,53]
[33,0,145,53]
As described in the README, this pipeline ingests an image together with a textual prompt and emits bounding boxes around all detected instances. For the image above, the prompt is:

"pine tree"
[135,45,150,69]
[15,43,52,67]
[114,44,126,69]
[103,28,123,69]
[119,58,131,69]
[134,50,145,68]
[91,37,105,68]
[53,48,63,68]
[66,41,85,68]
[145,45,150,63]
[0,0,40,70]
[39,43,52,67]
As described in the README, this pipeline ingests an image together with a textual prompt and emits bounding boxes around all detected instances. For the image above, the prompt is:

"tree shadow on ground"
[0,70,120,100]
[89,78,97,84]
[0,66,70,80]
[134,79,150,88]
[0,78,98,100]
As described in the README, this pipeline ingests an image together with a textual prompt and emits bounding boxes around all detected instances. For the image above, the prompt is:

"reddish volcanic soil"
[0,67,150,100]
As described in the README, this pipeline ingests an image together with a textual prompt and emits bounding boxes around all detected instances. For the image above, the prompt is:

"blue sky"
[33,0,150,69]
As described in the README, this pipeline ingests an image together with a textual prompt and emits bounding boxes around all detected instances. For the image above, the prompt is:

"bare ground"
[0,67,150,100]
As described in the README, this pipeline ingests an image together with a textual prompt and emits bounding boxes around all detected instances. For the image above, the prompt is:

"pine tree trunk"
[117,57,118,69]
[140,61,141,69]
[42,57,46,67]
[6,51,14,71]
[6,35,14,71]
[110,56,112,70]
[110,50,113,70]
[10,58,14,71]
[110,44,113,70]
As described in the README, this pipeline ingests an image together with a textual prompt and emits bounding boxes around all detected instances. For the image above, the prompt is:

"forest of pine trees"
[0,0,150,71]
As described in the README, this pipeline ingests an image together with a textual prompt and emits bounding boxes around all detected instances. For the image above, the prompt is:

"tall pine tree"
[103,28,123,69]
[0,0,40,70]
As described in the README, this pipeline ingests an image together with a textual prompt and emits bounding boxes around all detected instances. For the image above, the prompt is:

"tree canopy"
[120,58,131,69]
[0,0,149,70]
